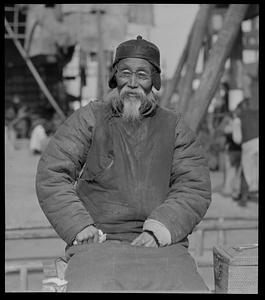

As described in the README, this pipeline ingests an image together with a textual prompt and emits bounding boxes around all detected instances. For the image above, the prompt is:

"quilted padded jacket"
[36,101,211,246]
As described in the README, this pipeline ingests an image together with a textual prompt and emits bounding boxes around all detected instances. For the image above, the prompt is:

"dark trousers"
[239,170,249,205]
[234,169,258,206]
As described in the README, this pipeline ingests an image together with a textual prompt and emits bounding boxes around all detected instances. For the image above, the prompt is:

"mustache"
[120,86,146,101]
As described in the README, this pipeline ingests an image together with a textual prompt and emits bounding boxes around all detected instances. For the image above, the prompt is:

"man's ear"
[108,68,117,89]
[152,72,161,91]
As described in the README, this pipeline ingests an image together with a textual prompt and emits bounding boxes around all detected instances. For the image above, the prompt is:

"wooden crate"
[213,244,258,294]
[42,257,68,292]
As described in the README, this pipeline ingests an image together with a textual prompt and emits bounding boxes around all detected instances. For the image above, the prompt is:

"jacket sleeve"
[35,105,96,245]
[148,115,212,244]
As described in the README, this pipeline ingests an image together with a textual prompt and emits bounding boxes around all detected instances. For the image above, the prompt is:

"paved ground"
[5,138,258,292]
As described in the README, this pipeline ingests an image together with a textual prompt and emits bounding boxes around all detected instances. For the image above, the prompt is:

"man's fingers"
[76,238,86,245]
[131,232,159,248]
[143,238,157,248]
[141,233,156,247]
[75,229,100,245]
[130,239,138,246]
[131,235,142,246]
[75,233,91,244]
[93,231,99,242]
[76,235,87,243]
[131,233,151,247]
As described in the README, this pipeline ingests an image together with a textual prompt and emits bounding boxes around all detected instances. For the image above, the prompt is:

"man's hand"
[74,225,99,245]
[131,231,159,248]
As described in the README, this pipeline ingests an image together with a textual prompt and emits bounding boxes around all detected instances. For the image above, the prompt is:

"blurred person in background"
[29,115,50,155]
[232,98,259,207]
[5,103,17,152]
[212,111,239,197]
[51,112,64,133]
[36,36,211,292]
[5,96,31,149]
[220,111,242,197]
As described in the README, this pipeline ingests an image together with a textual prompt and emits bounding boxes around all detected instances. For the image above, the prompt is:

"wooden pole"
[20,266,28,291]
[203,19,212,68]
[184,4,250,132]
[79,46,87,104]
[79,46,83,103]
[229,27,243,90]
[96,9,106,101]
[5,18,66,121]
[177,4,214,114]
[160,21,194,108]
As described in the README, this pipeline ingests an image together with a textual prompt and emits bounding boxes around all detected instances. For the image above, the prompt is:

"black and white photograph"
[5,4,259,293]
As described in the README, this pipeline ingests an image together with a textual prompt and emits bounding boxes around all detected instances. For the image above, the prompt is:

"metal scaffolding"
[5,5,66,120]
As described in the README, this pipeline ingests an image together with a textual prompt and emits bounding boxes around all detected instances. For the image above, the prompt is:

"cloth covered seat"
[64,240,208,292]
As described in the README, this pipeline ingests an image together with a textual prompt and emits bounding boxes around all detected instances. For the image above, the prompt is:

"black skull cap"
[112,35,161,72]
[108,35,161,90]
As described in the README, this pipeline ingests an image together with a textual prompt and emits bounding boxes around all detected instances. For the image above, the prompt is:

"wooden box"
[213,244,258,294]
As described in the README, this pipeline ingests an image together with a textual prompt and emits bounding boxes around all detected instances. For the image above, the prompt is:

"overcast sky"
[151,4,199,79]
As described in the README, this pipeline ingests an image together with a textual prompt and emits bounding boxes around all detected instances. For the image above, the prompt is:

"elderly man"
[36,36,211,292]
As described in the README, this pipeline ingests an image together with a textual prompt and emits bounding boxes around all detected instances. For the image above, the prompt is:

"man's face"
[115,57,153,94]
[114,58,154,121]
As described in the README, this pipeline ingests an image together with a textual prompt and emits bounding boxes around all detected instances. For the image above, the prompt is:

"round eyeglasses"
[116,68,154,81]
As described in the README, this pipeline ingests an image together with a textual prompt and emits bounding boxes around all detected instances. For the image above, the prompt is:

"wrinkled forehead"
[117,57,153,72]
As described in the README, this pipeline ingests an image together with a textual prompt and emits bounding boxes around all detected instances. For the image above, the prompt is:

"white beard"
[119,87,146,122]
[122,96,142,121]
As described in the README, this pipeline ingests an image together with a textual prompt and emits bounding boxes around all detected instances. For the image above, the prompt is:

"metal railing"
[192,216,258,258]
